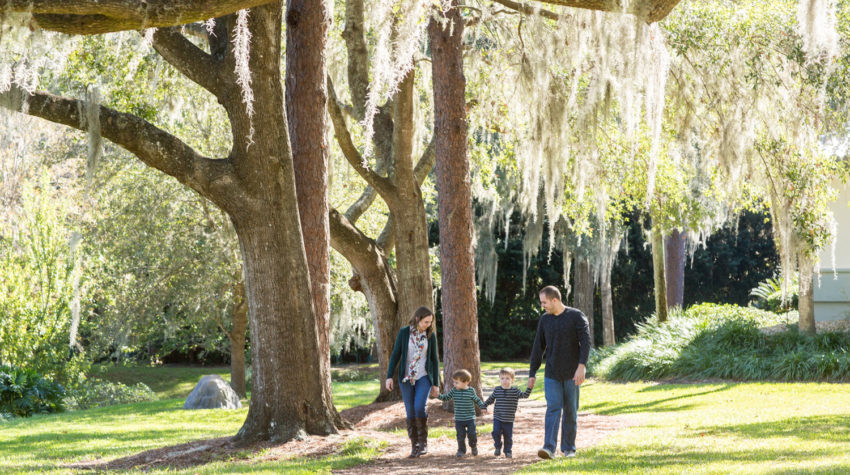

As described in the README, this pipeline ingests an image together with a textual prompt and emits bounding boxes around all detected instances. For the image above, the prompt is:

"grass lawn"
[520,381,850,474]
[0,364,383,474]
[2,364,849,474]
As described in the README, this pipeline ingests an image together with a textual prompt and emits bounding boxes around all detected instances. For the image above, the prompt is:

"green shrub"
[64,379,156,410]
[0,365,65,417]
[590,303,850,382]
[331,368,377,382]
[749,275,798,312]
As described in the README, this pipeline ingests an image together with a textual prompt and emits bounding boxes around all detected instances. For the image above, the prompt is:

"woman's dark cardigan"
[386,326,440,387]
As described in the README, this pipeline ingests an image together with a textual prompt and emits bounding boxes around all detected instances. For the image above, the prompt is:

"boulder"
[183,375,242,410]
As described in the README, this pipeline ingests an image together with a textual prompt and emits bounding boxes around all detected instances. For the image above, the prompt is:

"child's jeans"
[455,419,477,453]
[492,419,514,453]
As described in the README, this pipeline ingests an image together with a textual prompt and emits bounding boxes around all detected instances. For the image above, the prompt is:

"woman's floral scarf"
[403,327,427,383]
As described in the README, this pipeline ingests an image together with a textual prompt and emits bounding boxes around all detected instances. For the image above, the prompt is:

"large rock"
[183,375,242,410]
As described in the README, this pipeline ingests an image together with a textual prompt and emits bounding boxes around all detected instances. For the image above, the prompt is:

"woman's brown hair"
[409,306,435,337]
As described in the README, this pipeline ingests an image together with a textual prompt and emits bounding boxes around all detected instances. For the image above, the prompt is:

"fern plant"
[0,365,65,417]
[749,275,799,313]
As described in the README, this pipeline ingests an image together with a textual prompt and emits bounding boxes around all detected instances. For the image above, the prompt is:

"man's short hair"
[452,369,472,383]
[499,367,515,380]
[539,285,561,301]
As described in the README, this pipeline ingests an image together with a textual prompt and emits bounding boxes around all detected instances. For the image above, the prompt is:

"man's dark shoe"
[471,445,478,456]
[494,448,501,456]
[456,450,466,458]
[505,452,512,458]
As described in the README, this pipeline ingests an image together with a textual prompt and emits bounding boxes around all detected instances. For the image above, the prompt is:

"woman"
[385,306,440,458]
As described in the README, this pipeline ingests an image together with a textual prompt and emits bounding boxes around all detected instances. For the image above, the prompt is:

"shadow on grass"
[524,446,842,473]
[1,399,246,468]
[582,384,735,415]
[66,435,388,473]
[700,414,850,443]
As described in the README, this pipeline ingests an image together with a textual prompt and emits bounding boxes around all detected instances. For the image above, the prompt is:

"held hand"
[573,365,586,386]
[482,408,489,415]
[527,377,536,389]
[430,386,439,398]
[385,378,394,392]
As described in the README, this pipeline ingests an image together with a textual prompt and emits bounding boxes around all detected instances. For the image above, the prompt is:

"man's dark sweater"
[528,307,591,381]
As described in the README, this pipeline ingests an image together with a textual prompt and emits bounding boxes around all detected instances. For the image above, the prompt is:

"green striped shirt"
[438,387,486,421]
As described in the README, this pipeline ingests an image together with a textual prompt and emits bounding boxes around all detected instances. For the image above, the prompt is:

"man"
[528,285,591,459]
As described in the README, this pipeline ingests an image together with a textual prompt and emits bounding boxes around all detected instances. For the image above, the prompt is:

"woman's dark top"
[387,326,440,387]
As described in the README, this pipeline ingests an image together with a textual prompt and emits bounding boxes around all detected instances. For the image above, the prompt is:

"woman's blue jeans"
[400,376,431,419]
[543,377,579,453]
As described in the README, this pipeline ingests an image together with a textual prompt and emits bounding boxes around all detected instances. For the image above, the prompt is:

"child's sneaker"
[494,448,501,456]
[505,452,512,458]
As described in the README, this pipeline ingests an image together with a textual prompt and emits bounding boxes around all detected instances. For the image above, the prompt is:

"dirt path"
[333,397,637,475]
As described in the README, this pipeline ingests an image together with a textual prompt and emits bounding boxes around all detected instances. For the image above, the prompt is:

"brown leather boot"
[406,418,420,458]
[415,417,429,455]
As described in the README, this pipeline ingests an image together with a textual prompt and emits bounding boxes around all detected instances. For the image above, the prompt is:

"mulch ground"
[67,382,637,473]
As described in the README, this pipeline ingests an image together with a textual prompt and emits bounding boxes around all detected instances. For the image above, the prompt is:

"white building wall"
[815,180,850,321]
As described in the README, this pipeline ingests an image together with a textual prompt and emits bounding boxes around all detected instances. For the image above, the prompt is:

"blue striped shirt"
[482,386,532,423]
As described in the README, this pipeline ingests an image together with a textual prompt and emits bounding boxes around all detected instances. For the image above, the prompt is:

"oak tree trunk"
[229,281,248,398]
[798,253,816,335]
[226,4,337,443]
[429,2,481,397]
[652,227,669,323]
[285,0,340,425]
[664,229,686,310]
[600,270,615,346]
[574,256,595,345]
[329,210,403,402]
[388,72,435,322]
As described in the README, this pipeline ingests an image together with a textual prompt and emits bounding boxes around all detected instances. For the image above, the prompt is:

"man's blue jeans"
[492,419,514,453]
[543,377,579,453]
[400,376,431,419]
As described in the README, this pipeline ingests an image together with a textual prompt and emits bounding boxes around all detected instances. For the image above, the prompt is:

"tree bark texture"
[18,0,276,35]
[328,67,436,401]
[574,256,595,345]
[798,253,816,335]
[429,2,482,398]
[229,281,248,398]
[1,4,340,443]
[664,229,686,309]
[600,269,615,346]
[514,0,681,23]
[652,227,668,323]
[329,209,403,402]
[285,0,340,426]
[11,0,682,36]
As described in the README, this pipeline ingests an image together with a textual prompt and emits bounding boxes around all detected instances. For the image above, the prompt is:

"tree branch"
[376,214,395,252]
[327,77,395,197]
[342,0,369,120]
[509,0,681,23]
[344,186,378,224]
[151,27,224,97]
[11,0,275,35]
[0,87,237,206]
[491,0,562,21]
[414,137,435,186]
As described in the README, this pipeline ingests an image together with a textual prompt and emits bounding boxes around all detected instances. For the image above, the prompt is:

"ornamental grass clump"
[590,303,850,382]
